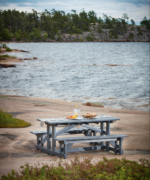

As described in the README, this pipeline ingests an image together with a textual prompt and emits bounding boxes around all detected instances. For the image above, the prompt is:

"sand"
[0,95,149,177]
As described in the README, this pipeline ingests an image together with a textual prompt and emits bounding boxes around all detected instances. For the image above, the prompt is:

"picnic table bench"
[30,127,93,147]
[55,134,129,159]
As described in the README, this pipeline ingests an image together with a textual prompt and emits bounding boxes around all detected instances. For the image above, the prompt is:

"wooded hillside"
[0,9,149,42]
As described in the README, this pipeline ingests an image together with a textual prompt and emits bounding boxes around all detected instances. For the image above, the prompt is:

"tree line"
[0,9,149,41]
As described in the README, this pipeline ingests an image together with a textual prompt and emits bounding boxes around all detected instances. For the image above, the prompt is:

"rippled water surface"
[0,42,149,111]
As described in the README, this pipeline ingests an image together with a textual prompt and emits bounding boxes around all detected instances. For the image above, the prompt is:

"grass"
[0,157,150,179]
[6,47,12,51]
[0,109,31,128]
[0,54,16,61]
[0,43,12,51]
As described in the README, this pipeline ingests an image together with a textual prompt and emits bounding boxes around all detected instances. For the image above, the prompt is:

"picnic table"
[31,115,128,159]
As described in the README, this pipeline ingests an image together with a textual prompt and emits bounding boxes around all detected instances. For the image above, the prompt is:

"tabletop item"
[73,105,80,117]
[82,113,97,119]
[66,115,77,119]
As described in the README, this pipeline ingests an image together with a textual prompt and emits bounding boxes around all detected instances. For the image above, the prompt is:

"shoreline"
[0,94,149,177]
[1,41,150,43]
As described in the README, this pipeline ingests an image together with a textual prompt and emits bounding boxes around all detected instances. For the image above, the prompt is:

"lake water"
[0,42,149,111]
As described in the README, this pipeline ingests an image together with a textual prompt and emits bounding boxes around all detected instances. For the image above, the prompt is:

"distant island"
[0,9,150,42]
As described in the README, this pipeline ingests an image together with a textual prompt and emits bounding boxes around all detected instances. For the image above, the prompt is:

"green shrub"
[131,26,135,30]
[2,43,7,48]
[86,36,93,41]
[137,26,143,35]
[43,33,48,41]
[57,33,62,41]
[72,38,78,42]
[80,38,84,42]
[0,54,16,60]
[0,109,31,128]
[1,157,150,180]
[6,47,12,51]
[1,43,12,51]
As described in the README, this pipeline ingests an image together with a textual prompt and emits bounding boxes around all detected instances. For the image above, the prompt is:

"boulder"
[0,63,16,68]
[24,58,32,60]
[70,35,77,41]
[33,57,37,59]
[82,102,104,108]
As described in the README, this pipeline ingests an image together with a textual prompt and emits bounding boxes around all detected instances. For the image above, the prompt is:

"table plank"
[41,117,119,125]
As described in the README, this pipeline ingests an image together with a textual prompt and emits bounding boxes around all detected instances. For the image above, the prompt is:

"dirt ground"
[0,95,149,177]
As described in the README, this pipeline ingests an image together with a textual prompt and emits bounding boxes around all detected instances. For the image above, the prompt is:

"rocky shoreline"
[2,25,150,43]
[0,48,37,68]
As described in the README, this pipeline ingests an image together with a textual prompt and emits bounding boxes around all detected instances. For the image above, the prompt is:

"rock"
[33,57,37,59]
[24,58,32,60]
[0,63,16,68]
[93,63,96,65]
[82,102,104,108]
[20,50,29,52]
[0,48,6,53]
[18,58,23,60]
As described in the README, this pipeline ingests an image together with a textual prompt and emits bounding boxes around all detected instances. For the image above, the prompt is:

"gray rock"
[82,102,104,108]
[24,58,32,60]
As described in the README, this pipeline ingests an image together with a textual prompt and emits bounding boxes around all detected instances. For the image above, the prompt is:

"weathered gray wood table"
[35,115,122,158]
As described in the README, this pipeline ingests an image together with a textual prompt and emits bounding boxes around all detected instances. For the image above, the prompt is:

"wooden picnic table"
[33,115,126,158]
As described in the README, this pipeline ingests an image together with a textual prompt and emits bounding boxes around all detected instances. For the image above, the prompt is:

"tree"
[88,10,97,23]
[140,16,150,30]
[2,28,12,40]
[122,13,129,23]
[43,32,48,41]
[131,19,135,25]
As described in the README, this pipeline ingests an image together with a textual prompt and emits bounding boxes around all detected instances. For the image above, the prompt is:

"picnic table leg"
[64,141,67,159]
[52,125,56,151]
[106,122,110,151]
[47,125,51,149]
[100,122,104,146]
[118,137,123,155]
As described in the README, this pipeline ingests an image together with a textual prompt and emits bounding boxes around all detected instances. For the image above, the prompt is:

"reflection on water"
[0,42,149,111]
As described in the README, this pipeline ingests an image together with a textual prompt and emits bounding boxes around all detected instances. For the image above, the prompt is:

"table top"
[38,115,120,125]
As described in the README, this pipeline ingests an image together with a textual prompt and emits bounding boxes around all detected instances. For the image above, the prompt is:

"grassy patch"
[0,109,31,128]
[1,157,150,179]
[6,47,12,51]
[0,54,16,60]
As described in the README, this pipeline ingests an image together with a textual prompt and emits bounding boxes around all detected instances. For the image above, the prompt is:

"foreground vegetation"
[0,9,149,41]
[0,54,16,61]
[0,43,12,53]
[0,109,31,128]
[1,157,150,180]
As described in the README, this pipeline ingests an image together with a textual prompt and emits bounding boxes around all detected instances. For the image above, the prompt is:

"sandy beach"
[0,95,149,177]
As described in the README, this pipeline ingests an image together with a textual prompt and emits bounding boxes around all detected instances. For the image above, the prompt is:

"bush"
[6,47,12,51]
[86,36,93,41]
[0,109,31,128]
[131,26,135,30]
[137,26,143,35]
[1,157,150,180]
[43,33,48,41]
[0,54,16,60]
[72,38,78,42]
[80,38,84,42]
[2,43,7,48]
